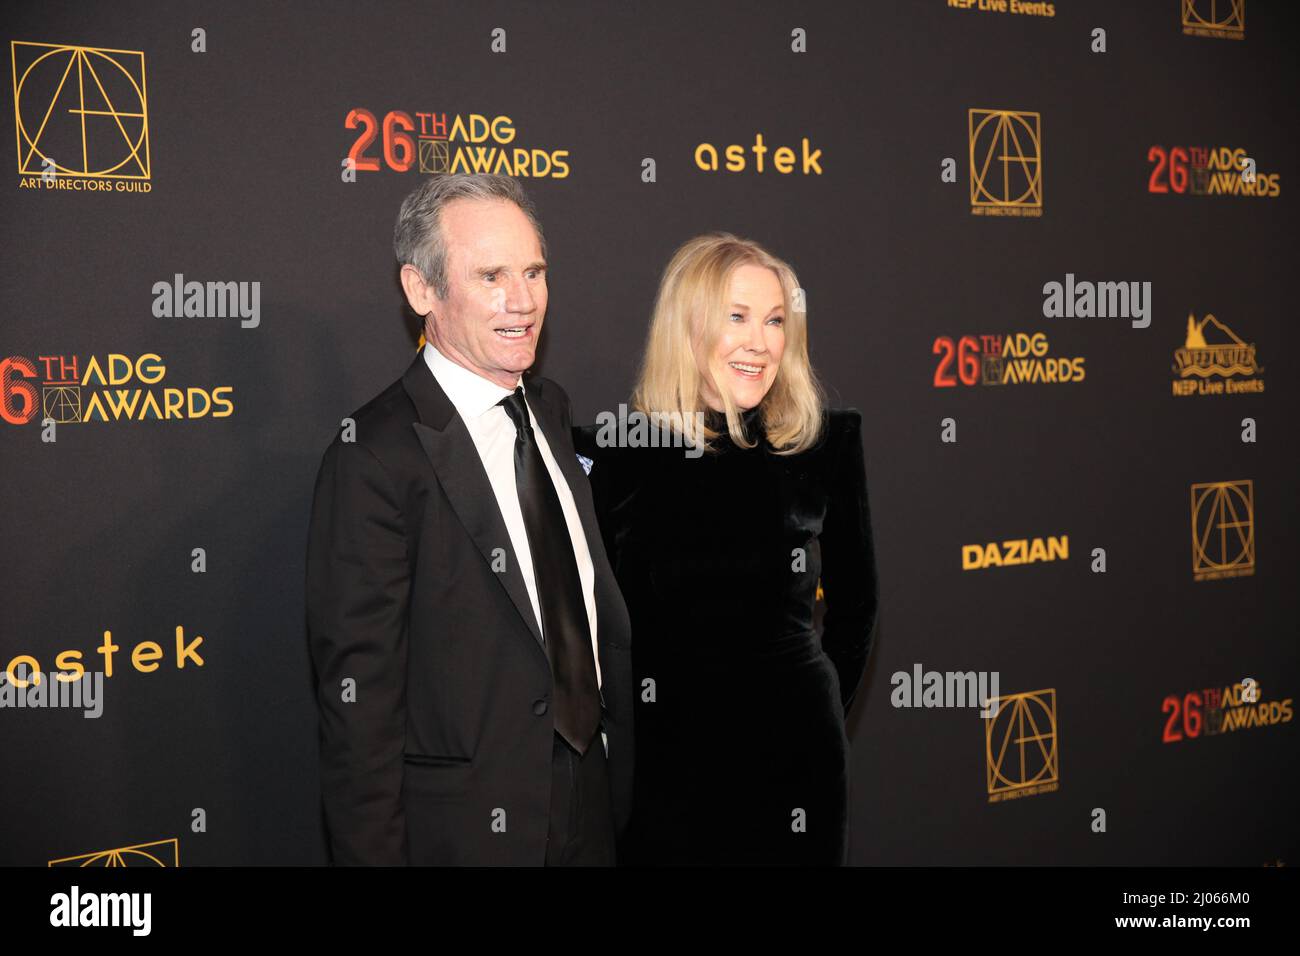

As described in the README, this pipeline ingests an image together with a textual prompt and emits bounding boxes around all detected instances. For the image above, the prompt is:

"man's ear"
[399,264,437,319]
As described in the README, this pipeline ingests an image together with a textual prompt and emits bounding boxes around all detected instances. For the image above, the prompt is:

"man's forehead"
[443,200,542,266]
[442,198,535,240]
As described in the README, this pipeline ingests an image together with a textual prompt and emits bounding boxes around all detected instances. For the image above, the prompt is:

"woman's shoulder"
[808,407,862,457]
[825,407,862,434]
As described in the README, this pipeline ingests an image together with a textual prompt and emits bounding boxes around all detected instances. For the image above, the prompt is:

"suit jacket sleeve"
[306,437,411,865]
[818,410,880,716]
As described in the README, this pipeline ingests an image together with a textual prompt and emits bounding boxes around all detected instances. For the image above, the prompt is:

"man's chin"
[495,351,537,377]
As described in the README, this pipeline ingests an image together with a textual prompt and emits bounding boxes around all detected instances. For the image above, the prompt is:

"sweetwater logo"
[932,332,1084,387]
[12,41,151,191]
[968,108,1042,216]
[962,534,1067,571]
[0,353,234,425]
[1162,679,1291,744]
[1147,145,1280,197]
[947,0,1056,17]
[344,109,570,177]
[1182,0,1244,39]
[1190,479,1254,581]
[1172,313,1264,396]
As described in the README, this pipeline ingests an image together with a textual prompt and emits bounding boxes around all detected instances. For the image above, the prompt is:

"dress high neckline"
[704,404,766,447]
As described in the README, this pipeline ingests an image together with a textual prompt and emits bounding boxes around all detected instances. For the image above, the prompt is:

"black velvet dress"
[574,405,878,865]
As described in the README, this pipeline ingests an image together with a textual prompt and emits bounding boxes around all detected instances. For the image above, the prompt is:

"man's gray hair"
[393,173,547,300]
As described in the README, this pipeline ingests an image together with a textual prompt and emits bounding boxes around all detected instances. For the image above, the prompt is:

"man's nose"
[502,275,536,314]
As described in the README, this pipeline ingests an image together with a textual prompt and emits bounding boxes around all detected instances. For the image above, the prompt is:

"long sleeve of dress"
[817,409,879,715]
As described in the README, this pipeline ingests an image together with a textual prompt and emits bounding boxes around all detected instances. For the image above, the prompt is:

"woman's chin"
[728,386,770,410]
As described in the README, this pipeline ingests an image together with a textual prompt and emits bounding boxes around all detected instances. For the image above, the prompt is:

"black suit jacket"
[305,352,634,865]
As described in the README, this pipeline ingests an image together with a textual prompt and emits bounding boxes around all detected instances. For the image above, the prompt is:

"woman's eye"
[729,313,744,322]
[767,316,785,326]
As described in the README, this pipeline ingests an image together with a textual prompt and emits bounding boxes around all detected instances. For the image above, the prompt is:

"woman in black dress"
[575,233,878,865]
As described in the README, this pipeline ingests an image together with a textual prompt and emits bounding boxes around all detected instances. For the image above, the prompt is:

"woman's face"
[697,263,786,411]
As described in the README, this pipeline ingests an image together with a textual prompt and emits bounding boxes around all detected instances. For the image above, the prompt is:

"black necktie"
[498,386,602,754]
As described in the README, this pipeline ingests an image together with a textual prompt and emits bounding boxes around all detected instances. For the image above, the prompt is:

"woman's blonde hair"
[631,232,825,455]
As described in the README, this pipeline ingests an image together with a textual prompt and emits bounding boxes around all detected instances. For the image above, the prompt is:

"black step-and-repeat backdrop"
[1,0,1295,866]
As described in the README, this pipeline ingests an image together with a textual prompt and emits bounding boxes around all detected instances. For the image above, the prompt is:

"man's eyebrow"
[473,262,547,277]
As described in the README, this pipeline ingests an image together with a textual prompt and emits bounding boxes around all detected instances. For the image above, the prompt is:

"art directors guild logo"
[49,838,179,867]
[986,688,1059,803]
[12,41,151,192]
[1182,0,1244,39]
[1172,313,1263,396]
[968,108,1042,217]
[1190,479,1254,581]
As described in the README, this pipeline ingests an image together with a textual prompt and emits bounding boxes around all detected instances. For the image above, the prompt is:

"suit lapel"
[401,354,545,650]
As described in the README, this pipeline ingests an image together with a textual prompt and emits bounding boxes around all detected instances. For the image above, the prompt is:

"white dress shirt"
[422,343,604,717]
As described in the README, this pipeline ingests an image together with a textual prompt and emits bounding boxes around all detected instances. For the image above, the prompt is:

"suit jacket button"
[533,699,548,716]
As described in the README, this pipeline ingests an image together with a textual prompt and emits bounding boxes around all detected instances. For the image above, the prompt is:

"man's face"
[407,198,548,389]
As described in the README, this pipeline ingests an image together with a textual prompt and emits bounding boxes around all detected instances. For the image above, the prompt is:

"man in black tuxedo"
[306,173,633,865]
